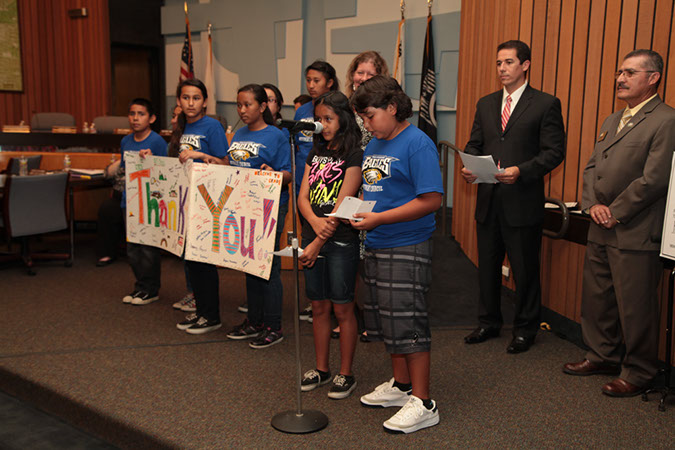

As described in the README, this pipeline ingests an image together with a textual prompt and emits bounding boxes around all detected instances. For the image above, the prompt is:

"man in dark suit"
[564,50,675,396]
[461,40,565,353]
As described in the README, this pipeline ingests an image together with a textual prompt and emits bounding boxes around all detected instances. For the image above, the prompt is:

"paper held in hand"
[459,152,505,184]
[326,196,376,222]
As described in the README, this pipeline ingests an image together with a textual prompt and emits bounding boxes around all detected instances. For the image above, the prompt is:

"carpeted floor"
[0,231,673,448]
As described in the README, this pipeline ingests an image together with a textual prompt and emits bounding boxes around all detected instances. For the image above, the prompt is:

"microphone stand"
[271,126,328,433]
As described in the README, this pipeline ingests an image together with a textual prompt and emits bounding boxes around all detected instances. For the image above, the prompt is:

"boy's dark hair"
[305,60,340,92]
[128,98,155,117]
[313,91,361,158]
[350,75,412,122]
[261,83,284,122]
[293,94,312,106]
[497,40,531,65]
[237,84,275,126]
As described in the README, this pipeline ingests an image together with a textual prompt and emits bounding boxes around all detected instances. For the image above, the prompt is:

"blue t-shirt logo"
[362,155,398,185]
[179,134,205,153]
[228,141,263,163]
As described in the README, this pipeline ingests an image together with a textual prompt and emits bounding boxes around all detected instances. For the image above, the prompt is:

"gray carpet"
[0,232,673,448]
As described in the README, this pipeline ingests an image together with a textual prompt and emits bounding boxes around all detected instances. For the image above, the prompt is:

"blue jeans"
[127,242,161,295]
[247,202,288,331]
[302,238,359,303]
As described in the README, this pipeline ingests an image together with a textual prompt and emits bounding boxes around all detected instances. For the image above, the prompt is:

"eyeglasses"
[614,69,656,79]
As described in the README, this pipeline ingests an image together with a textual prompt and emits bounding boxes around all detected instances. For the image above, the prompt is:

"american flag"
[179,20,194,82]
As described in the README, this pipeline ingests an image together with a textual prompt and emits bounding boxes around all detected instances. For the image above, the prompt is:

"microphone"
[276,118,323,134]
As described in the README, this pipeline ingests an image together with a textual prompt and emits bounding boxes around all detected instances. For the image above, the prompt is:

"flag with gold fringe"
[179,2,194,83]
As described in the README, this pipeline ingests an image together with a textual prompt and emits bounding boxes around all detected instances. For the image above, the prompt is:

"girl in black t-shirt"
[298,91,363,399]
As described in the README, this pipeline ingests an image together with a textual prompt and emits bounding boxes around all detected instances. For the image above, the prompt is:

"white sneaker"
[383,395,439,434]
[122,290,140,304]
[360,378,411,408]
[172,293,195,311]
[131,292,159,305]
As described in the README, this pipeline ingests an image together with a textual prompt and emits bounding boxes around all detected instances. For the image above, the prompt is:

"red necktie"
[501,95,512,131]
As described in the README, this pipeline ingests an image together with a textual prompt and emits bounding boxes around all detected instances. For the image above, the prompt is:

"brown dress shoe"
[563,359,620,376]
[601,378,645,397]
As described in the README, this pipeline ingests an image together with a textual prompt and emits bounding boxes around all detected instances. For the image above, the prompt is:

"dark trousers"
[246,202,288,331]
[127,242,161,295]
[186,260,220,322]
[476,191,542,338]
[96,193,124,258]
[582,241,661,385]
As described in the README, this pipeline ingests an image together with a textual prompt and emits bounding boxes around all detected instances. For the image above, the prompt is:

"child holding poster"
[349,76,443,434]
[224,84,291,349]
[119,98,168,306]
[297,91,363,399]
[173,79,229,335]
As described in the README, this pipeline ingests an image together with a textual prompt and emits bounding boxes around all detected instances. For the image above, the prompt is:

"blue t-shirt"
[120,130,168,207]
[293,101,314,192]
[361,124,444,249]
[227,125,292,205]
[179,116,229,162]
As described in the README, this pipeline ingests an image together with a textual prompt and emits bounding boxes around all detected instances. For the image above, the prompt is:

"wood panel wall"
[0,0,111,128]
[453,0,675,361]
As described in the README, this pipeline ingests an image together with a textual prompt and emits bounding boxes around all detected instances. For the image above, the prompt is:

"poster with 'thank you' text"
[125,153,283,280]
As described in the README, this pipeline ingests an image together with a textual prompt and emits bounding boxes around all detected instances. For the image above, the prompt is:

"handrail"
[543,197,570,239]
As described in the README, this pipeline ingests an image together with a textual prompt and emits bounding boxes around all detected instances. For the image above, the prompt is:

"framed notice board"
[660,153,675,261]
[0,0,23,92]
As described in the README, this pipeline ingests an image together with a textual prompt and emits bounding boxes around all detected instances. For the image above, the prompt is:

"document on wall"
[660,153,675,261]
[325,196,376,222]
[458,152,505,184]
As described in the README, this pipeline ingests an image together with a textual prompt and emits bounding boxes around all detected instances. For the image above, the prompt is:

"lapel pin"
[598,131,607,142]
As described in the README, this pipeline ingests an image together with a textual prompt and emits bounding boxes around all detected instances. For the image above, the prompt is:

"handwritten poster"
[125,153,190,257]
[660,153,675,261]
[185,163,283,280]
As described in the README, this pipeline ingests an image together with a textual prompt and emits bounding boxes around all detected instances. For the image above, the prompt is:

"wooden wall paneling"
[616,0,640,96]
[576,0,607,200]
[652,0,673,101]
[519,0,534,55]
[562,0,590,203]
[635,0,656,50]
[595,2,621,140]
[664,2,675,106]
[548,0,574,202]
[529,0,548,90]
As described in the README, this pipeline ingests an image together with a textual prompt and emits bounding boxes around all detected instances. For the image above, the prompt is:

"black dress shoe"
[464,327,500,344]
[331,330,340,339]
[506,336,535,354]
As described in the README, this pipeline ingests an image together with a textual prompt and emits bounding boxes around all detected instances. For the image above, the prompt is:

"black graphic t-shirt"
[302,144,363,243]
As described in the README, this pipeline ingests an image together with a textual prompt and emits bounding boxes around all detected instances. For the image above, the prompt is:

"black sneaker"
[301,369,331,392]
[299,304,312,321]
[226,319,262,340]
[328,374,357,399]
[122,290,141,304]
[131,291,159,305]
[176,313,200,330]
[249,328,284,349]
[185,317,222,335]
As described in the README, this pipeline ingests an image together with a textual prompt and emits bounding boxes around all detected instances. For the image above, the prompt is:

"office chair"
[92,116,131,133]
[30,113,76,132]
[4,155,43,175]
[0,172,72,275]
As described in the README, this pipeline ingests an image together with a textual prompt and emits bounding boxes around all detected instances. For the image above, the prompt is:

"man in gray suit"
[564,49,675,397]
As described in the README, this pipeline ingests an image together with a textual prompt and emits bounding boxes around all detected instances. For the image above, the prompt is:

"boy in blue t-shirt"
[350,76,443,434]
[114,98,168,306]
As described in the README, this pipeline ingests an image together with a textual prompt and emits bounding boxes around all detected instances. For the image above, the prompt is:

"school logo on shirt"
[179,134,204,153]
[228,141,263,164]
[362,155,398,185]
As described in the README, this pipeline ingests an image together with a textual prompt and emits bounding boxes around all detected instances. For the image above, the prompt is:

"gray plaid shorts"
[362,239,433,354]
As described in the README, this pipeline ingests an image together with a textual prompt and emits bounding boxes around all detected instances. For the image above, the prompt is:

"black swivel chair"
[4,155,43,175]
[0,172,72,274]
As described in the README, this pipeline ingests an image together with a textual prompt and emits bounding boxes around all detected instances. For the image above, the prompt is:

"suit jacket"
[465,85,566,226]
[582,95,675,251]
